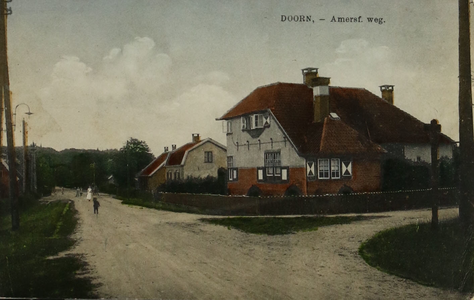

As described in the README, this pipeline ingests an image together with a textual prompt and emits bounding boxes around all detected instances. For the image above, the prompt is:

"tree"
[112,138,154,188]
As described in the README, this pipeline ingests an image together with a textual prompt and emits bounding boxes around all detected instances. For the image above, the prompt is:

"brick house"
[137,134,227,191]
[217,68,454,196]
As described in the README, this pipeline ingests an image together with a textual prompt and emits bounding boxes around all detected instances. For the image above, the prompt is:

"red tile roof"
[167,142,199,166]
[329,87,452,144]
[138,152,169,177]
[218,82,452,155]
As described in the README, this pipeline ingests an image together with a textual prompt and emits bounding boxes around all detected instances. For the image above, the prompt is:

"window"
[331,158,340,179]
[228,168,238,181]
[204,151,213,163]
[174,170,180,180]
[315,158,346,179]
[227,156,233,168]
[318,159,330,179]
[242,114,270,130]
[265,151,281,177]
[167,171,172,180]
[252,114,264,129]
[223,120,232,133]
[241,116,249,130]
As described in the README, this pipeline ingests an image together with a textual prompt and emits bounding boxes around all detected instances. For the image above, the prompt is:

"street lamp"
[13,103,33,131]
[12,103,33,194]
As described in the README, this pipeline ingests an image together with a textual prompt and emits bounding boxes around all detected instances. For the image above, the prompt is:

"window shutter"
[257,167,265,181]
[241,117,247,130]
[263,115,270,127]
[306,161,315,177]
[342,161,352,177]
[281,168,288,181]
[250,115,256,129]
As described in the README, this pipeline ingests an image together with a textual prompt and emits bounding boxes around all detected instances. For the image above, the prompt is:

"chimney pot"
[164,146,169,152]
[172,144,176,150]
[192,133,201,143]
[302,67,319,86]
[380,85,394,105]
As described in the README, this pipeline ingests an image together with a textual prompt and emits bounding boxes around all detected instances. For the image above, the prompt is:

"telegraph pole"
[458,0,474,224]
[0,0,19,230]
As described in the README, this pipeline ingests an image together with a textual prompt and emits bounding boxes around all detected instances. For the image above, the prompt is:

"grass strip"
[359,218,473,292]
[0,201,97,298]
[200,215,367,235]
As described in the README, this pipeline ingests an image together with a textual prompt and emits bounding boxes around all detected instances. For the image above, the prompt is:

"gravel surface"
[48,190,472,299]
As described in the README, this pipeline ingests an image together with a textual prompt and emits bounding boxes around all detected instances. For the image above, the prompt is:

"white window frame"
[331,158,340,179]
[265,151,281,177]
[251,114,264,129]
[227,156,233,168]
[318,159,330,179]
[228,168,238,181]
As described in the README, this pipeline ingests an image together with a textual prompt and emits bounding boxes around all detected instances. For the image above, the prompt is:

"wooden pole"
[22,119,28,193]
[0,0,19,230]
[458,0,474,224]
[425,119,441,230]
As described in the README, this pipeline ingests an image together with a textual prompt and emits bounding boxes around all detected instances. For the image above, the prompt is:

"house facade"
[217,68,454,196]
[137,134,227,191]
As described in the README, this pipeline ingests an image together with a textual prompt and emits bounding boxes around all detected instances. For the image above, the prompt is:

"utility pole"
[0,0,18,230]
[22,119,28,193]
[425,119,441,230]
[458,0,474,224]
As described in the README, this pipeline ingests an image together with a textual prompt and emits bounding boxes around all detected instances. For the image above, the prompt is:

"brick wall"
[156,188,457,216]
[307,159,381,194]
[228,167,306,196]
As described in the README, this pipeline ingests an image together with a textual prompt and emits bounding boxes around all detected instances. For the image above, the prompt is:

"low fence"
[154,188,458,216]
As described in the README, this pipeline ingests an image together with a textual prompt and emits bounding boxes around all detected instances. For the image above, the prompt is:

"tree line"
[34,137,154,196]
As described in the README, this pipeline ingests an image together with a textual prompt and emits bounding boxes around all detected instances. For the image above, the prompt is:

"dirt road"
[49,190,471,299]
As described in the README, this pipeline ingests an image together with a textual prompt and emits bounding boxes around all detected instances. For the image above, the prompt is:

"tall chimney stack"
[302,68,331,123]
[380,85,394,105]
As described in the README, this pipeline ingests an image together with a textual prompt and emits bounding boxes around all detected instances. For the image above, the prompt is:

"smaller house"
[137,134,227,191]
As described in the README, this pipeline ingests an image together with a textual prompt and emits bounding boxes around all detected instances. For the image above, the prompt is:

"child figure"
[93,197,100,214]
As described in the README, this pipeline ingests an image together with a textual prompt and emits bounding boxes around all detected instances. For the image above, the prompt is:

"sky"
[2,0,463,155]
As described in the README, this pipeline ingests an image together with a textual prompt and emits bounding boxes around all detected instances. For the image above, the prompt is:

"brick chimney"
[302,68,331,123]
[380,85,394,105]
[192,133,201,143]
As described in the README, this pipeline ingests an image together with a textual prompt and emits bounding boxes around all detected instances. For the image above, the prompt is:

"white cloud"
[34,37,235,153]
[320,39,458,141]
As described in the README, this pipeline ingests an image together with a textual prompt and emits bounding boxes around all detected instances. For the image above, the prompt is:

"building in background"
[137,134,227,191]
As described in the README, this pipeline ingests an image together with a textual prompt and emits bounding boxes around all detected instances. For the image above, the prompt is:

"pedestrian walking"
[93,197,100,214]
[86,186,92,201]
